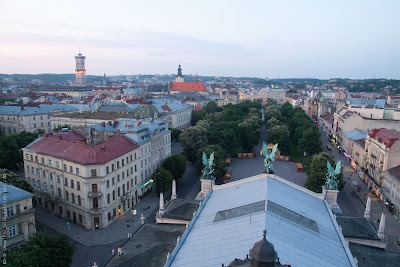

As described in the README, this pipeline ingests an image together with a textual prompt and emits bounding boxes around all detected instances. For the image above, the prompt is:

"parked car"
[351,181,358,186]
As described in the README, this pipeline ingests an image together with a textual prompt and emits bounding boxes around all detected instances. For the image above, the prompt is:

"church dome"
[319,96,327,103]
[249,230,278,263]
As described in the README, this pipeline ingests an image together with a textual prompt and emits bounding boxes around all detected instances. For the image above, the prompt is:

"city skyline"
[1,0,400,79]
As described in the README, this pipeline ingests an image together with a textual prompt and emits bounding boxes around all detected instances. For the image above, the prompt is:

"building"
[350,138,366,179]
[0,182,36,252]
[342,129,368,156]
[75,53,86,86]
[152,98,193,129]
[31,85,93,97]
[165,174,356,267]
[22,130,142,230]
[363,128,400,199]
[258,88,286,103]
[169,65,208,96]
[175,64,184,83]
[93,87,122,98]
[383,166,400,220]
[0,104,79,135]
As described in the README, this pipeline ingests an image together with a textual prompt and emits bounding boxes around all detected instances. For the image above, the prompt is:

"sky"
[1,0,400,79]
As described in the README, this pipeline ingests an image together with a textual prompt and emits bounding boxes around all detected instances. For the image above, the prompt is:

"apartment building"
[383,166,400,221]
[0,182,36,252]
[22,130,142,230]
[364,128,400,199]
[0,104,78,135]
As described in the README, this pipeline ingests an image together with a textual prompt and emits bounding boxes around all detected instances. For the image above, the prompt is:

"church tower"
[75,53,86,86]
[175,63,184,82]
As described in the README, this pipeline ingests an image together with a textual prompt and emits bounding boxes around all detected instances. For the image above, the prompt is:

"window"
[131,167,133,174]
[71,193,75,204]
[112,177,115,185]
[66,191,69,201]
[49,172,53,180]
[106,166,109,174]
[135,165,137,172]
[41,157,44,164]
[33,123,36,128]
[108,212,111,221]
[25,154,29,160]
[93,198,98,209]
[76,168,79,175]
[122,172,125,180]
[122,159,124,166]
[117,175,120,182]
[117,161,120,168]
[43,182,47,192]
[30,155,33,161]
[122,184,125,195]
[57,175,60,183]
[35,156,38,162]
[78,195,81,206]
[67,210,70,218]
[69,166,73,173]
[40,115,43,120]
[113,208,116,217]
[37,181,41,190]
[65,177,68,186]
[127,181,129,191]
[6,207,14,217]
[58,188,61,197]
[117,187,120,197]
[126,156,128,163]
[71,180,74,189]
[106,180,109,188]
[63,164,67,171]
[16,204,20,214]
[77,181,80,191]
[27,165,30,173]
[51,185,54,196]
[130,155,133,161]
[112,190,115,200]
[92,184,98,193]
[79,214,82,223]
[32,167,34,174]
[131,178,134,187]
[107,194,110,204]
[111,164,115,171]
[91,169,97,177]
[8,225,18,238]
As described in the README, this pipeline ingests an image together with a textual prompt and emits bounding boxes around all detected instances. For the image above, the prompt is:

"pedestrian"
[127,219,129,228]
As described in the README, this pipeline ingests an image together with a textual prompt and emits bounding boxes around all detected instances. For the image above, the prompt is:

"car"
[397,236,400,245]
[351,181,358,186]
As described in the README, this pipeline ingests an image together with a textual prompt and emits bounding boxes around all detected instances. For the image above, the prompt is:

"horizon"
[1,1,400,79]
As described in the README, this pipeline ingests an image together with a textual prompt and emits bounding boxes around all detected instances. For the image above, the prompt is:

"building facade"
[23,131,143,230]
[75,53,86,86]
[383,166,400,221]
[0,182,36,252]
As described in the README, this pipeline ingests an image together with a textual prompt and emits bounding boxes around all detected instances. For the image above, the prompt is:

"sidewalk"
[35,192,159,246]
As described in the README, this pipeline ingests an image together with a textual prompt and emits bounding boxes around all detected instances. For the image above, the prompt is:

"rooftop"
[343,129,368,141]
[386,165,400,183]
[0,182,34,204]
[368,128,400,148]
[170,82,208,92]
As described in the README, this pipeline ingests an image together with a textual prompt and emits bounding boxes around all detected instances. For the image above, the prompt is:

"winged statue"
[202,152,215,180]
[262,142,279,174]
[325,160,341,190]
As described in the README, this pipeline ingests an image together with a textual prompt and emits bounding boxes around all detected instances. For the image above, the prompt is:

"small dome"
[249,230,278,263]
[320,96,327,103]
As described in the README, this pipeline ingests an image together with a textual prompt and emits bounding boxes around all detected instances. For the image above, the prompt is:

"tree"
[170,128,182,141]
[0,169,33,192]
[179,125,208,163]
[0,135,21,170]
[264,106,282,122]
[7,231,76,267]
[304,152,344,193]
[195,145,227,182]
[203,101,222,114]
[266,125,289,154]
[266,117,282,129]
[162,154,186,181]
[191,110,206,126]
[298,128,322,155]
[152,167,174,194]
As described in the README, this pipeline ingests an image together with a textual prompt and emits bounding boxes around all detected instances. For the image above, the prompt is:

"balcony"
[6,234,25,245]
[88,191,102,198]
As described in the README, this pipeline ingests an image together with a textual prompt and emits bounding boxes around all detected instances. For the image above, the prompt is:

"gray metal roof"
[0,182,33,204]
[167,175,356,267]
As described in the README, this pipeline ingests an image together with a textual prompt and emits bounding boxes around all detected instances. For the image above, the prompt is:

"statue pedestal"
[322,186,339,210]
[200,179,214,196]
[263,169,274,174]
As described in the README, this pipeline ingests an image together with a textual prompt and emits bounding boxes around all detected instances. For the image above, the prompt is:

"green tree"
[264,106,282,122]
[0,135,21,170]
[266,117,282,129]
[203,101,222,113]
[191,110,206,126]
[152,167,174,194]
[170,128,182,141]
[266,125,289,154]
[195,145,227,182]
[0,169,33,192]
[179,125,209,163]
[7,231,76,267]
[298,128,322,155]
[162,154,186,181]
[304,152,344,193]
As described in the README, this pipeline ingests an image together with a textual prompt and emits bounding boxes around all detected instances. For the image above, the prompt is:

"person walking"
[127,219,130,228]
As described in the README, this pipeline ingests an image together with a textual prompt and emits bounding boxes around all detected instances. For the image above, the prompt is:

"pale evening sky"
[1,0,399,79]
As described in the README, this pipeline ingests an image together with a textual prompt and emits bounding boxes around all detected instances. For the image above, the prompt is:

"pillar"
[378,211,386,239]
[364,197,371,219]
[171,179,177,200]
[159,192,164,215]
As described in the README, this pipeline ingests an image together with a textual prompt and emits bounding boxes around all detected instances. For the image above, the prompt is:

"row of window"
[29,177,80,192]
[105,154,138,174]
[106,180,132,204]
[25,155,82,176]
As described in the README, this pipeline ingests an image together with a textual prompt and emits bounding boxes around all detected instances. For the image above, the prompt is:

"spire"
[171,179,177,200]
[177,63,183,77]
[364,197,371,219]
[378,211,386,239]
[196,73,198,83]
[159,192,164,215]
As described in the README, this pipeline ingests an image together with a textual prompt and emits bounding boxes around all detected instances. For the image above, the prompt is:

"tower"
[75,53,86,86]
[175,63,184,82]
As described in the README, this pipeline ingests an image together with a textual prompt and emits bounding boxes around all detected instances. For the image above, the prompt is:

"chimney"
[101,122,105,127]
[108,121,112,126]
[21,106,24,111]
[86,138,89,145]
[58,136,62,140]
[101,145,105,151]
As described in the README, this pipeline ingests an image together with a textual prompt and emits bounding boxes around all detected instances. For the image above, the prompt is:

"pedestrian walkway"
[35,192,159,246]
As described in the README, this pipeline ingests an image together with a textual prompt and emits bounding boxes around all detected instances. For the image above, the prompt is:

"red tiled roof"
[161,104,172,112]
[26,132,139,165]
[368,128,400,148]
[170,82,207,92]
[320,113,334,123]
